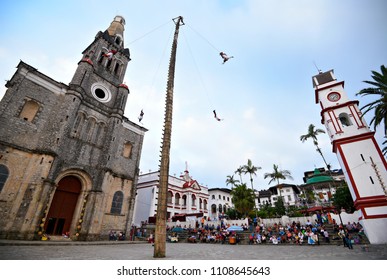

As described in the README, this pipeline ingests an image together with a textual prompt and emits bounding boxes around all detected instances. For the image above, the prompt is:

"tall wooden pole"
[154,16,184,258]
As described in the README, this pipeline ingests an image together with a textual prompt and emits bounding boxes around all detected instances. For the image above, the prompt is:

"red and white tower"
[313,69,387,244]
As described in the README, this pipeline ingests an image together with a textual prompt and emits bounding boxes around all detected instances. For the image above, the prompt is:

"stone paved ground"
[0,240,386,260]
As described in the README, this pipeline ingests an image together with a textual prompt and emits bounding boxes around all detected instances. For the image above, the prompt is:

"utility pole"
[154,16,184,258]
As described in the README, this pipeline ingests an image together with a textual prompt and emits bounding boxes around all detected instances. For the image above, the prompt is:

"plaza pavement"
[0,240,386,260]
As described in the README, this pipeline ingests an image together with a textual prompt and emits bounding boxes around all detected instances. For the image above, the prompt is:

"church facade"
[0,16,147,241]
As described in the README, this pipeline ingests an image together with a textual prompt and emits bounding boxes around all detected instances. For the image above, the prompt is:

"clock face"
[327,92,341,102]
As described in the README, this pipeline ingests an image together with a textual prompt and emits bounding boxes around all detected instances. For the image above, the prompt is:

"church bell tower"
[313,69,387,244]
[69,15,131,117]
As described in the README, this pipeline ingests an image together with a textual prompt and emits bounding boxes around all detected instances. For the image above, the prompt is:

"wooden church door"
[45,176,81,235]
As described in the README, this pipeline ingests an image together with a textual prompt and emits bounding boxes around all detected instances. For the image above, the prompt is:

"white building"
[208,188,233,220]
[132,169,209,226]
[257,184,300,208]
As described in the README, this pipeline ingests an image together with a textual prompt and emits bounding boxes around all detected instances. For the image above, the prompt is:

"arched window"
[114,63,121,75]
[211,204,217,214]
[191,194,196,207]
[212,194,215,199]
[175,193,180,205]
[223,205,227,213]
[19,100,40,122]
[339,113,352,127]
[167,191,173,204]
[110,191,124,214]
[203,199,207,210]
[199,198,203,209]
[0,164,9,192]
[182,195,187,206]
[218,204,222,213]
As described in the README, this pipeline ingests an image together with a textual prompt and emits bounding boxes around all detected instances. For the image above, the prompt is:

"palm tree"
[226,175,239,188]
[242,159,261,191]
[242,159,261,217]
[264,164,293,186]
[230,183,255,217]
[356,65,387,134]
[300,124,331,171]
[234,166,244,184]
[264,164,293,200]
[356,65,387,154]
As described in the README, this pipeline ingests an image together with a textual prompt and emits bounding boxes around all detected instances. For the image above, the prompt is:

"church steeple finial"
[107,15,126,47]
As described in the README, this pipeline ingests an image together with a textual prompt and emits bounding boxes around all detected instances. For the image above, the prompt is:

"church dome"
[305,168,333,185]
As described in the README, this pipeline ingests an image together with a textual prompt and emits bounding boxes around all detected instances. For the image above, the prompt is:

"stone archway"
[44,176,82,235]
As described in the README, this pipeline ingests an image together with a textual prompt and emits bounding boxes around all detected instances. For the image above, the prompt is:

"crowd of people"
[162,213,365,247]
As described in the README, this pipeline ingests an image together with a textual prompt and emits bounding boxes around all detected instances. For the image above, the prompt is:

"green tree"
[264,164,293,185]
[242,159,261,191]
[356,65,387,154]
[357,65,387,134]
[274,196,286,217]
[230,183,255,217]
[332,185,356,213]
[264,164,293,200]
[300,124,331,171]
[225,175,239,188]
[225,208,239,219]
[234,166,245,184]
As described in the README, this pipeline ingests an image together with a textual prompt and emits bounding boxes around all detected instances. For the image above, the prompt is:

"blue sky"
[1,0,386,190]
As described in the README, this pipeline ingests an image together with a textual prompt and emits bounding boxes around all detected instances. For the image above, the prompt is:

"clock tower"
[313,69,387,244]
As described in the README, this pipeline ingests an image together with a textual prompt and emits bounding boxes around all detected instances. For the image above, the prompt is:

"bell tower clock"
[313,69,387,244]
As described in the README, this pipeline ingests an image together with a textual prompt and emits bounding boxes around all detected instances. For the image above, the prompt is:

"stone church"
[0,16,147,241]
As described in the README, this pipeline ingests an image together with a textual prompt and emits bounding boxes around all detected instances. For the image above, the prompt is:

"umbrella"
[171,227,184,232]
[227,225,243,232]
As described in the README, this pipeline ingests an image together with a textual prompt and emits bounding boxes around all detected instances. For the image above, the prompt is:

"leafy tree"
[300,124,331,171]
[242,159,261,191]
[356,65,387,155]
[264,164,293,185]
[230,183,255,217]
[356,65,387,134]
[225,208,239,219]
[225,175,239,188]
[234,166,244,184]
[274,196,286,217]
[332,184,356,213]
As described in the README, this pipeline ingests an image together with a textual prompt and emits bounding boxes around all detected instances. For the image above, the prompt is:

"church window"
[98,52,104,64]
[19,99,39,122]
[91,83,112,103]
[339,113,352,127]
[123,142,133,158]
[167,191,173,204]
[106,59,112,70]
[114,63,120,75]
[175,193,180,205]
[72,112,85,138]
[110,191,124,214]
[0,164,9,192]
[191,194,196,206]
[84,117,96,142]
